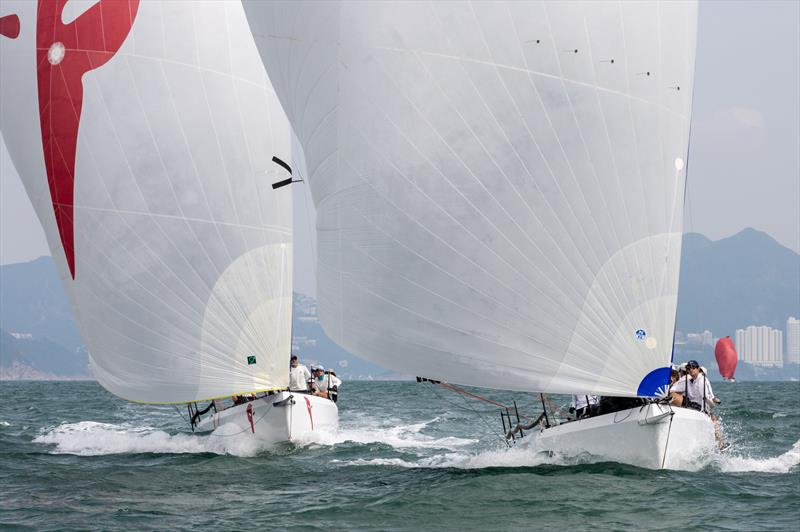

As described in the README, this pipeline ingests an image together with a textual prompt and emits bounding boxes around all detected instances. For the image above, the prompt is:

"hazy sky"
[1,1,798,297]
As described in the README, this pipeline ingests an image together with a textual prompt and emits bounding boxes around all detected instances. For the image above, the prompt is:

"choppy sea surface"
[1,380,798,531]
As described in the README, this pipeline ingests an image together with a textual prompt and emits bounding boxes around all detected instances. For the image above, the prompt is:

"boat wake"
[331,435,620,470]
[336,439,800,473]
[33,421,271,457]
[714,439,800,474]
[31,415,473,458]
[295,416,477,451]
[32,419,800,475]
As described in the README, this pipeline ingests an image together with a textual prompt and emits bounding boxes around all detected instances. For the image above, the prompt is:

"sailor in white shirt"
[311,366,342,400]
[670,360,715,413]
[288,355,311,392]
[570,394,599,418]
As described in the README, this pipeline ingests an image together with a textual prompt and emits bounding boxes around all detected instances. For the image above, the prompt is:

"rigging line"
[435,384,510,448]
[660,405,675,469]
[532,392,567,420]
[173,405,191,426]
[425,384,510,416]
[457,392,510,448]
[438,382,536,421]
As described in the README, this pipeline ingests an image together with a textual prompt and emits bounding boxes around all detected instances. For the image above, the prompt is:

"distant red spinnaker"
[36,0,139,278]
[0,13,20,39]
[715,336,738,381]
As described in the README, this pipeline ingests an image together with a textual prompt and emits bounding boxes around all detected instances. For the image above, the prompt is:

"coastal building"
[702,330,713,346]
[787,317,800,365]
[686,330,713,346]
[735,325,784,367]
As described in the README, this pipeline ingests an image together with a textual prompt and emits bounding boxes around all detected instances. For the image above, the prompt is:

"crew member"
[289,355,311,392]
[569,394,599,419]
[669,360,715,413]
[311,366,341,400]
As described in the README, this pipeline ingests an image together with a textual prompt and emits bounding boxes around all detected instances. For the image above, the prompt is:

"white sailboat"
[0,0,336,443]
[242,0,714,468]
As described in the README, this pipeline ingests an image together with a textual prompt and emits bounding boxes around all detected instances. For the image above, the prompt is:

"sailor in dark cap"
[669,360,716,413]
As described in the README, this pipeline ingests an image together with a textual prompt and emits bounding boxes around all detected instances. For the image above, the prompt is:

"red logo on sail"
[36,0,139,278]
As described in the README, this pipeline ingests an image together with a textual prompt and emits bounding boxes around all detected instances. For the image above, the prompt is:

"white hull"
[194,392,338,445]
[534,403,716,470]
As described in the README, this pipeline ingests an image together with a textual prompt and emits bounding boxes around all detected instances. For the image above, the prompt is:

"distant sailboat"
[243,0,714,468]
[0,0,335,442]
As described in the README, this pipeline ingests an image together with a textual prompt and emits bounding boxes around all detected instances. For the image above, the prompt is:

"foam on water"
[716,439,800,474]
[33,421,272,457]
[328,422,800,473]
[34,421,210,456]
[31,416,473,457]
[30,415,800,474]
[336,440,800,473]
[295,416,478,451]
[332,436,588,470]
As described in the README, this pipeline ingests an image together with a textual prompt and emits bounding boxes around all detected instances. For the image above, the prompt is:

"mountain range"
[676,228,799,335]
[1,228,798,380]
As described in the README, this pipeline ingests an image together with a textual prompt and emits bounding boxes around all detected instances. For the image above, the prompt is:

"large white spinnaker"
[0,0,293,403]
[245,1,697,397]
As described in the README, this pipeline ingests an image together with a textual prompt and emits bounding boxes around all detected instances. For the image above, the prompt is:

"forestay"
[0,0,293,403]
[245,1,697,397]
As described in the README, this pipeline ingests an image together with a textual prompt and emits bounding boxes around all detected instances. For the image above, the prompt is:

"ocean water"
[1,381,798,531]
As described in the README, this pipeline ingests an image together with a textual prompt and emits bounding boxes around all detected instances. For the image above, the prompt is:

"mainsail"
[245,1,698,397]
[0,0,293,403]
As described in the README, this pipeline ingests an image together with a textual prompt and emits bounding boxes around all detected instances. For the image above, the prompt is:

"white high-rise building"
[734,325,783,367]
[787,317,800,365]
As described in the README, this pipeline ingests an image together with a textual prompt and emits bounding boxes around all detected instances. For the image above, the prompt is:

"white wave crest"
[32,417,473,457]
[0,421,10,427]
[295,417,477,451]
[33,421,268,457]
[332,439,586,470]
[718,440,800,474]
